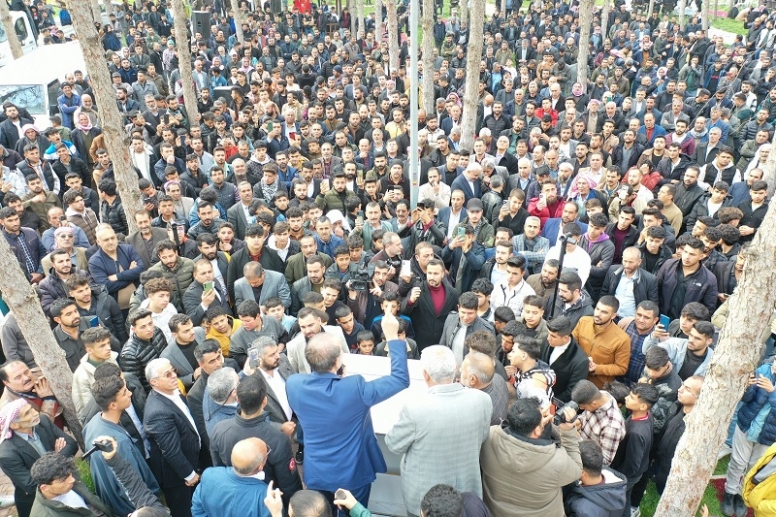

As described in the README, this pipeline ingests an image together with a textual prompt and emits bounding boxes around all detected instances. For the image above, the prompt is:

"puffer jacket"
[738,362,776,446]
[119,328,168,392]
[314,188,359,214]
[148,256,195,312]
[743,442,776,516]
[480,424,582,517]
[100,197,128,236]
[565,468,629,517]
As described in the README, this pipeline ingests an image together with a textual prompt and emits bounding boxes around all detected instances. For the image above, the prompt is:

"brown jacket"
[572,316,631,388]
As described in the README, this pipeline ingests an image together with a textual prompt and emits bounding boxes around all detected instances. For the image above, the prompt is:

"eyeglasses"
[161,368,178,379]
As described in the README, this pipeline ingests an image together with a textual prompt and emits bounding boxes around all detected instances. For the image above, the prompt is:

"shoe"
[630,507,641,517]
[718,445,733,460]
[295,446,304,464]
[721,492,736,517]
[733,494,748,517]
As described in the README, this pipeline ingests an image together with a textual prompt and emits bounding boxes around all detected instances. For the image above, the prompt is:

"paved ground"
[0,469,17,517]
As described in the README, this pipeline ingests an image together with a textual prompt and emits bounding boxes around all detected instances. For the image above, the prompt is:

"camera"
[553,400,580,426]
[350,264,375,291]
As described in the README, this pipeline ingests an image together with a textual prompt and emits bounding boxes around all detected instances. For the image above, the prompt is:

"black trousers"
[163,484,194,517]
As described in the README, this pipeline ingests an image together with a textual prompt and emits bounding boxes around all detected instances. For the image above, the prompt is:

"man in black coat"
[600,247,660,312]
[143,357,202,517]
[0,399,79,517]
[183,259,232,326]
[226,224,285,301]
[540,315,589,403]
[401,258,459,352]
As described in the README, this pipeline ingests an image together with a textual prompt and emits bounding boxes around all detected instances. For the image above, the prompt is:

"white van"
[0,41,87,128]
[0,11,38,67]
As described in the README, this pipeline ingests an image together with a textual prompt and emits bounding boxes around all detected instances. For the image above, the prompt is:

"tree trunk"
[90,0,102,25]
[702,0,710,29]
[0,0,23,60]
[577,0,594,92]
[600,1,610,44]
[421,0,435,115]
[461,0,468,25]
[648,0,656,18]
[727,0,735,10]
[356,0,365,35]
[70,7,142,235]
[655,198,776,516]
[679,0,687,29]
[459,0,484,150]
[501,0,507,17]
[375,0,383,45]
[386,0,400,72]
[0,239,84,448]
[230,0,245,45]
[349,0,357,34]
[172,0,201,127]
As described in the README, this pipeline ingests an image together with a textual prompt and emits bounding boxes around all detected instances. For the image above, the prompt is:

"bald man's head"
[305,333,342,374]
[460,351,495,389]
[231,437,269,476]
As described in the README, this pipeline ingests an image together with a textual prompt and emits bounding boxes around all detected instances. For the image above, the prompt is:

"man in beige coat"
[480,397,582,517]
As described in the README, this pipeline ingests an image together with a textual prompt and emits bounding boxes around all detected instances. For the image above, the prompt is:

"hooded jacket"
[480,424,582,517]
[564,468,629,517]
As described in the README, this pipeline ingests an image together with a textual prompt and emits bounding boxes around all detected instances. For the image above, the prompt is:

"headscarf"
[327,209,352,233]
[76,119,93,132]
[572,83,584,97]
[20,124,39,136]
[0,399,29,444]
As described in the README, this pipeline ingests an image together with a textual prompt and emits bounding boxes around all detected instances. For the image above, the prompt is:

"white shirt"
[549,341,571,365]
[544,244,592,286]
[451,323,469,365]
[446,208,463,239]
[260,368,293,421]
[154,388,200,481]
[615,271,638,318]
[490,279,536,316]
[53,490,88,510]
[125,404,151,458]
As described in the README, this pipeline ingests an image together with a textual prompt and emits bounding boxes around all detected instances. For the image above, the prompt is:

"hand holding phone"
[203,281,214,293]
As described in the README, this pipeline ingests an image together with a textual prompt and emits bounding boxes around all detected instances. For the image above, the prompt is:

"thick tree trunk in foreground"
[172,0,201,127]
[648,0,656,19]
[702,0,710,29]
[763,132,776,197]
[70,6,142,235]
[0,238,84,448]
[459,0,484,151]
[0,0,23,59]
[501,0,507,16]
[577,0,594,92]
[386,0,400,72]
[421,0,435,115]
[679,0,687,29]
[230,0,245,45]
[356,0,365,35]
[654,198,776,516]
[90,0,102,26]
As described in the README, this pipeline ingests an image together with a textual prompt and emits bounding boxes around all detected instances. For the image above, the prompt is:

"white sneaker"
[631,507,641,517]
[718,445,732,459]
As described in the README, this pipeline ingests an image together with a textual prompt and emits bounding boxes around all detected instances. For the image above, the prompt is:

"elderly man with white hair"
[386,345,492,517]
[203,367,240,436]
[451,162,484,203]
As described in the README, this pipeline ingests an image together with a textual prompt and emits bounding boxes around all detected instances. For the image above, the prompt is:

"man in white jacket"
[490,255,536,316]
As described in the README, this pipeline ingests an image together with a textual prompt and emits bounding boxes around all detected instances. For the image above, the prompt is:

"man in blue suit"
[287,313,409,514]
[450,162,483,203]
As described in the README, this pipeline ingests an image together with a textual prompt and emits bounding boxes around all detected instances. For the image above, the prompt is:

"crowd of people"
[1,0,776,515]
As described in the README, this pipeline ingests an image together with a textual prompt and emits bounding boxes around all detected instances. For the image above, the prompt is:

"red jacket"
[527,197,566,228]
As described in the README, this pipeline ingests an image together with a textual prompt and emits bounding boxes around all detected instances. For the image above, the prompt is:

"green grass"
[711,17,747,35]
[75,458,95,493]
[638,456,730,517]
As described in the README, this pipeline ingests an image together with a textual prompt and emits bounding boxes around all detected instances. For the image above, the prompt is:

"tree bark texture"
[501,0,507,16]
[356,0,365,35]
[459,0,484,151]
[70,10,142,235]
[421,0,435,115]
[0,237,84,447]
[600,1,610,45]
[172,0,202,127]
[654,199,776,517]
[460,0,468,25]
[230,0,245,45]
[90,0,102,26]
[679,0,687,29]
[386,0,400,72]
[648,0,655,19]
[375,0,383,45]
[702,0,710,28]
[0,0,23,59]
[577,0,594,92]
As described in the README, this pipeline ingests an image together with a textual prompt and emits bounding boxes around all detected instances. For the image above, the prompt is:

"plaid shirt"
[621,321,653,386]
[579,394,626,465]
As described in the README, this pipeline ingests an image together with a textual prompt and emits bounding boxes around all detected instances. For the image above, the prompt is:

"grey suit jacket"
[125,228,168,269]
[233,270,292,310]
[286,325,349,373]
[160,327,206,390]
[227,202,251,240]
[384,383,492,515]
[260,355,295,424]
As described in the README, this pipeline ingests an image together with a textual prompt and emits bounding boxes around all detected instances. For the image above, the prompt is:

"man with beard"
[512,216,550,275]
[148,240,195,313]
[195,233,229,290]
[49,299,89,372]
[286,307,349,374]
[346,260,399,330]
[316,171,360,214]
[403,258,459,351]
[227,224,285,300]
[126,210,169,269]
[65,274,127,344]
[526,259,560,302]
[39,249,85,318]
